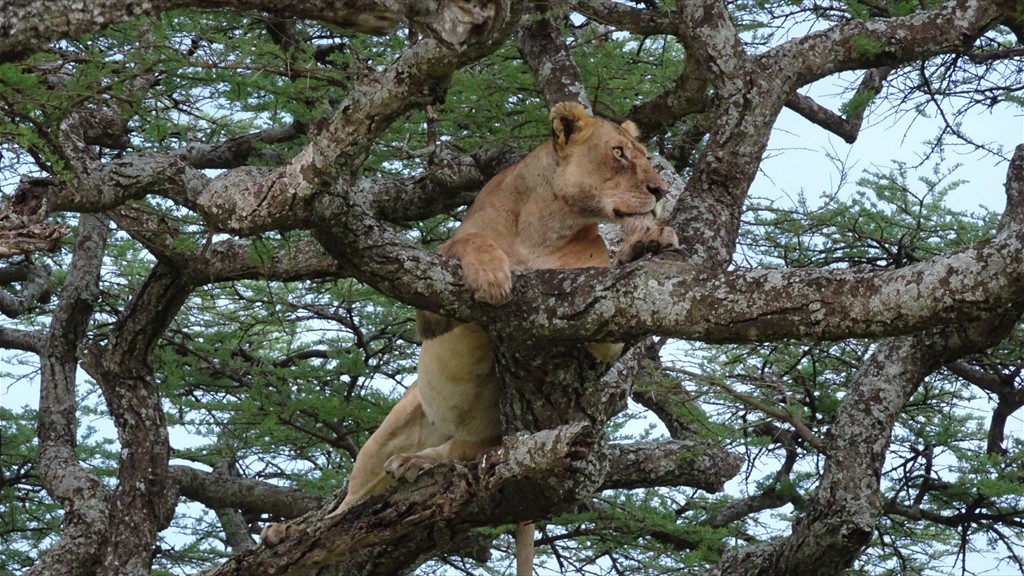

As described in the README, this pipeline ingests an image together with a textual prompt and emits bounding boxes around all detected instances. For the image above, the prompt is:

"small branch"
[0,261,52,319]
[968,45,1024,63]
[574,0,681,36]
[183,122,306,169]
[670,367,825,451]
[785,67,892,144]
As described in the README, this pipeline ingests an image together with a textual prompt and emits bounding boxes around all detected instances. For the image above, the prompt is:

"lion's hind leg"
[330,382,448,515]
[261,382,447,548]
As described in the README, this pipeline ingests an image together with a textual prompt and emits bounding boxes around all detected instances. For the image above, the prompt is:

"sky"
[757,76,1020,215]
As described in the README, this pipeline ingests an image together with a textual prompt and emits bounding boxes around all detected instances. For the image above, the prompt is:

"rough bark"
[516,3,590,110]
[28,214,110,576]
[80,261,190,575]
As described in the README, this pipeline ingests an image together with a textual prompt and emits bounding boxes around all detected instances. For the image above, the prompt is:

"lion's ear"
[549,101,592,157]
[621,120,640,138]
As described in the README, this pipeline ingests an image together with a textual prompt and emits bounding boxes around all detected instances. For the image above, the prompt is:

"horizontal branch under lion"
[316,202,1024,347]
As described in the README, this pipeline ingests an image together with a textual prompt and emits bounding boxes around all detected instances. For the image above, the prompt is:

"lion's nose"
[648,184,666,201]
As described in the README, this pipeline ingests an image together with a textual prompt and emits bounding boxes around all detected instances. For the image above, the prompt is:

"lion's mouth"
[613,207,658,220]
[613,209,650,219]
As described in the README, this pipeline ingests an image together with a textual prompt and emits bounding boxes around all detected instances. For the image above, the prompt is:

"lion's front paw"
[614,225,679,265]
[462,259,512,305]
[384,452,440,483]
[260,522,305,548]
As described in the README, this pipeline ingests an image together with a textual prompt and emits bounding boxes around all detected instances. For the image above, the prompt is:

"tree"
[1,0,1022,574]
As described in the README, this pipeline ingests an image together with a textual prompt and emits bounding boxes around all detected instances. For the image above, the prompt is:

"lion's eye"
[612,146,625,159]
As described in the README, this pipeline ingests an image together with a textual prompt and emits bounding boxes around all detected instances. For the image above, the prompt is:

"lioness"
[263,102,678,574]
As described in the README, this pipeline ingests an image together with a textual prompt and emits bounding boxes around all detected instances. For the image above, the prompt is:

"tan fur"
[261,103,678,574]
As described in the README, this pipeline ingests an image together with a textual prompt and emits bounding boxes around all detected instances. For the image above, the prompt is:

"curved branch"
[785,67,893,144]
[195,3,522,235]
[0,261,52,319]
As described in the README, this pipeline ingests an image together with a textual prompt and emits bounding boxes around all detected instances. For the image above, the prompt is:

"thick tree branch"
[630,55,711,137]
[74,259,192,573]
[516,4,590,109]
[0,325,43,352]
[0,261,51,318]
[601,440,742,493]
[173,465,327,519]
[0,0,504,63]
[27,214,110,576]
[772,0,1004,88]
[314,198,1024,345]
[1000,143,1024,231]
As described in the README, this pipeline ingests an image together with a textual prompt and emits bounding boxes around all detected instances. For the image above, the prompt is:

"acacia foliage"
[0,1,1023,575]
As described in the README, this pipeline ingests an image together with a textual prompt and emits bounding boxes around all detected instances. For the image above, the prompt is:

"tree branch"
[208,420,739,575]
[27,214,110,576]
[773,0,1004,88]
[0,261,52,319]
[785,67,892,144]
[703,138,1024,576]
[0,325,43,352]
[675,367,825,451]
[0,0,506,63]
[516,3,590,109]
[194,2,522,235]
[601,440,742,493]
[574,0,681,37]
[315,200,1024,345]
[173,465,327,519]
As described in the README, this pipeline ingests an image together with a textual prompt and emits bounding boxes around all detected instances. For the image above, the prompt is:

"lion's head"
[547,102,667,227]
